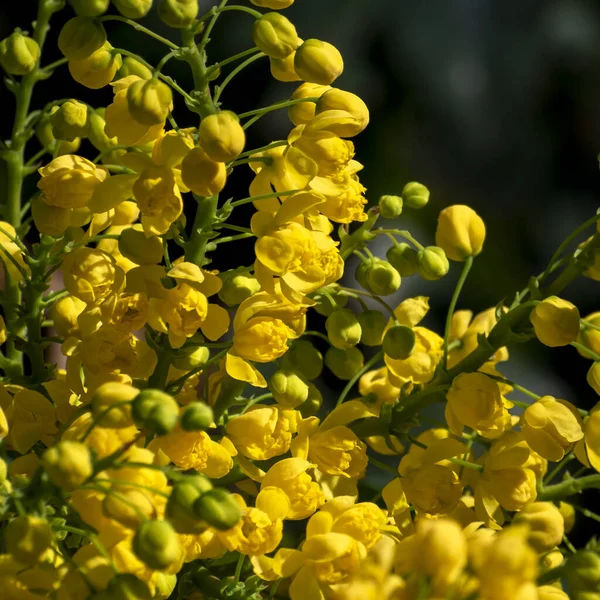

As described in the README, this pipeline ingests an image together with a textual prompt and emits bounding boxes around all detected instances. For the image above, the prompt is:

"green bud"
[113,0,153,19]
[417,246,449,280]
[167,478,212,533]
[91,382,137,428]
[565,552,600,593]
[108,574,152,600]
[58,17,107,61]
[6,516,52,564]
[357,309,387,346]
[281,340,323,380]
[383,325,416,360]
[68,0,110,16]
[193,488,242,530]
[378,195,403,219]
[252,13,299,59]
[218,271,260,306]
[360,258,401,296]
[132,520,181,570]
[171,346,210,371]
[402,181,430,209]
[268,370,309,408]
[119,227,164,266]
[313,285,348,317]
[35,114,55,150]
[158,0,199,28]
[386,243,419,277]
[325,308,362,349]
[325,347,364,380]
[117,56,153,80]
[299,382,322,417]
[0,32,40,75]
[131,389,180,435]
[49,100,89,142]
[180,402,214,431]
[127,78,173,126]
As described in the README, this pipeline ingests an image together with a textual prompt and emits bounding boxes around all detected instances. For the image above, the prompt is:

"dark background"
[2,0,600,542]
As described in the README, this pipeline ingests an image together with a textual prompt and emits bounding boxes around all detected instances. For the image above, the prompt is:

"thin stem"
[544,454,574,485]
[375,229,424,251]
[167,348,230,395]
[302,330,331,344]
[100,15,179,50]
[238,97,320,120]
[215,232,255,244]
[369,456,397,474]
[208,47,261,73]
[230,188,299,208]
[234,554,246,584]
[40,56,68,72]
[155,49,179,74]
[571,341,600,362]
[198,0,229,52]
[442,256,474,370]
[241,393,273,414]
[214,52,266,103]
[218,5,262,18]
[337,351,383,406]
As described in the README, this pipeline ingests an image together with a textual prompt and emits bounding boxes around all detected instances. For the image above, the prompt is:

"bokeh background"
[2,0,600,542]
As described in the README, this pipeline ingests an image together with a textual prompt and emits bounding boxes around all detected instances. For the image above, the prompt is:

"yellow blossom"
[435,204,486,261]
[530,296,580,347]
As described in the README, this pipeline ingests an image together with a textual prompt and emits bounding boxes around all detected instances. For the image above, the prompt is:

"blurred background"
[2,0,600,539]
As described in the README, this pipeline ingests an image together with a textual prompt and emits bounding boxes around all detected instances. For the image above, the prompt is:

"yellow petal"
[201,304,230,341]
[88,174,138,213]
[256,486,291,521]
[225,353,267,387]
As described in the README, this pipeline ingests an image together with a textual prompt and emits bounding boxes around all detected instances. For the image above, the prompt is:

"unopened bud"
[313,285,348,316]
[250,0,294,7]
[218,271,260,306]
[315,88,369,136]
[127,78,173,126]
[132,520,181,570]
[326,308,362,349]
[113,0,153,19]
[181,147,227,197]
[6,516,52,564]
[387,243,419,277]
[88,109,117,152]
[587,362,600,395]
[103,488,156,529]
[359,258,401,296]
[68,0,110,16]
[565,551,600,594]
[294,39,344,85]
[41,441,93,491]
[158,0,199,28]
[167,477,212,533]
[357,309,386,346]
[288,82,329,126]
[270,52,300,82]
[193,488,242,530]
[559,502,576,533]
[180,402,214,431]
[199,111,246,162]
[117,56,153,80]
[530,296,580,348]
[513,502,565,553]
[325,347,364,380]
[49,100,89,142]
[252,12,299,59]
[417,246,449,280]
[107,574,152,600]
[171,346,210,371]
[0,458,7,485]
[281,340,323,380]
[401,181,429,209]
[58,17,107,61]
[436,204,486,262]
[299,382,322,417]
[0,32,40,75]
[91,381,137,428]
[119,226,164,266]
[378,195,403,219]
[268,370,309,408]
[131,389,180,435]
[383,325,416,360]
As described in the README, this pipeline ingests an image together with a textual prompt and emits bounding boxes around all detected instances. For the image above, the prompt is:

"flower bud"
[250,0,294,7]
[417,246,449,280]
[294,39,344,85]
[325,347,364,380]
[281,340,323,380]
[559,502,576,533]
[58,17,107,61]
[288,82,329,126]
[172,346,210,371]
[252,12,299,59]
[103,488,156,529]
[166,476,212,533]
[359,258,401,296]
[181,148,227,197]
[113,0,153,19]
[180,402,214,431]
[436,204,486,262]
[0,32,40,75]
[357,309,387,346]
[199,111,245,162]
[132,520,181,570]
[91,381,138,428]
[383,325,416,360]
[313,285,348,316]
[127,78,173,126]
[88,109,117,151]
[218,271,260,306]
[530,296,580,348]
[193,488,242,530]
[68,0,110,16]
[565,551,600,593]
[5,516,52,564]
[315,88,369,136]
[513,502,565,553]
[131,389,180,435]
[32,196,70,237]
[325,308,362,349]
[118,226,164,266]
[299,382,323,416]
[117,56,153,80]
[378,194,403,219]
[387,242,419,277]
[68,42,122,90]
[42,441,93,490]
[268,370,309,408]
[402,181,430,209]
[588,362,600,395]
[270,52,300,82]
[35,114,55,150]
[49,100,89,142]
[158,0,199,28]
[107,574,152,600]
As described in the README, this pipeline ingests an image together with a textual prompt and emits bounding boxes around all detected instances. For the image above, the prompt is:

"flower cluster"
[1,1,600,599]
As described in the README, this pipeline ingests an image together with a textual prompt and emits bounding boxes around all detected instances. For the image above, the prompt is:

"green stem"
[167,348,229,395]
[215,232,255,244]
[218,5,262,18]
[571,341,600,362]
[207,47,261,74]
[375,229,424,251]
[230,188,299,208]
[185,195,219,266]
[442,256,474,370]
[214,52,266,103]
[238,97,320,119]
[539,474,600,501]
[369,456,397,474]
[99,15,179,50]
[148,342,172,390]
[337,351,383,406]
[234,554,246,584]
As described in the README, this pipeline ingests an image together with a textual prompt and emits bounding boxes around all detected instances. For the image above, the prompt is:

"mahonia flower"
[0,222,29,282]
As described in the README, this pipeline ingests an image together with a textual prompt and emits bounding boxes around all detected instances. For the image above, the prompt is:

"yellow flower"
[226,405,299,460]
[289,82,330,126]
[521,396,583,461]
[38,154,108,209]
[294,39,344,85]
[181,147,227,197]
[513,502,565,553]
[435,204,486,261]
[0,31,40,75]
[314,88,370,137]
[359,366,400,407]
[252,13,299,59]
[530,296,580,347]
[308,425,368,479]
[261,458,324,519]
[198,111,245,162]
[68,41,122,89]
[445,372,512,439]
[41,441,93,491]
[575,402,600,471]
[0,222,29,282]
[126,78,173,126]
[577,311,600,358]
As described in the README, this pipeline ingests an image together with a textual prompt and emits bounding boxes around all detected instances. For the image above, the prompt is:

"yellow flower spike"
[58,16,106,61]
[51,296,86,339]
[118,226,164,266]
[521,395,583,461]
[68,42,122,90]
[232,316,296,363]
[38,154,108,209]
[41,441,93,491]
[198,111,246,163]
[289,82,330,126]
[0,32,40,75]
[445,372,511,439]
[308,424,368,479]
[262,458,324,519]
[294,39,344,85]
[530,296,580,347]
[329,502,387,550]
[435,204,486,262]
[181,147,227,197]
[513,502,565,553]
[252,12,299,59]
